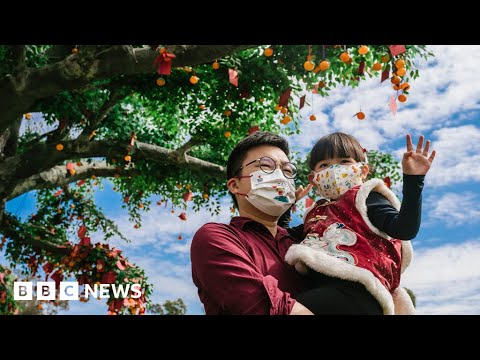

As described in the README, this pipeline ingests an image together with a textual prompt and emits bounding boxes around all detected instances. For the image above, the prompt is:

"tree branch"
[8,160,140,200]
[2,140,225,200]
[75,88,129,142]
[0,45,255,135]
[11,45,26,73]
[172,137,201,162]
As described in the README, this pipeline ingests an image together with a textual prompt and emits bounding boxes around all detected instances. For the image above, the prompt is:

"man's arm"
[366,174,425,240]
[191,223,310,315]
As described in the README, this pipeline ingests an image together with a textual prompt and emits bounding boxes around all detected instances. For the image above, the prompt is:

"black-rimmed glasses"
[236,156,297,179]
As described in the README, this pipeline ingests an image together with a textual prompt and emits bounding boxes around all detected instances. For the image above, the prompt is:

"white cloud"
[391,125,480,186]
[107,196,234,251]
[425,192,480,227]
[402,240,480,314]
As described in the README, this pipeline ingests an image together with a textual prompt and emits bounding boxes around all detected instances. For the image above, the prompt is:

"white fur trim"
[286,244,395,315]
[354,179,413,273]
[392,287,416,315]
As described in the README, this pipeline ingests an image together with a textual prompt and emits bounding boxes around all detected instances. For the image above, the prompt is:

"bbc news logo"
[14,282,142,300]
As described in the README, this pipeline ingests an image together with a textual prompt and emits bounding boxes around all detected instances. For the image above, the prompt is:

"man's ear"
[361,164,370,180]
[227,178,240,195]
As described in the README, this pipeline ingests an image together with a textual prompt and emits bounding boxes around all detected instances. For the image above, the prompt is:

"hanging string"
[322,45,326,59]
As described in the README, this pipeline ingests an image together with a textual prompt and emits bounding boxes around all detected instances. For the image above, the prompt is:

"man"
[190,131,313,315]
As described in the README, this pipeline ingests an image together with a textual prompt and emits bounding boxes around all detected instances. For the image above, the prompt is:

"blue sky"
[3,45,480,315]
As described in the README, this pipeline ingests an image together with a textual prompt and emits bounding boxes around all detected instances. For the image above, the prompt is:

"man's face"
[227,145,291,220]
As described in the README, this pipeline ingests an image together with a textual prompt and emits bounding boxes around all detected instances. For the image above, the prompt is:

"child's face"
[313,157,358,173]
[308,157,369,185]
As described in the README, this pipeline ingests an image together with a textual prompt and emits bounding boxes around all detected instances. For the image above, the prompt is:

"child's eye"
[319,163,329,168]
[341,159,353,164]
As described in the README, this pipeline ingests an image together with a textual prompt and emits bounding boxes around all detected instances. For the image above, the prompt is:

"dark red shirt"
[190,216,308,315]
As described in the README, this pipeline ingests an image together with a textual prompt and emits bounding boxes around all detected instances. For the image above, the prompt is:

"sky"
[3,45,480,315]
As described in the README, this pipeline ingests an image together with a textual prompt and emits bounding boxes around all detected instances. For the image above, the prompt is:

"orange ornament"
[264,47,273,57]
[156,77,166,86]
[190,76,199,84]
[25,113,32,120]
[124,155,131,162]
[381,54,390,63]
[224,131,232,138]
[372,63,382,71]
[319,60,330,71]
[398,94,407,102]
[396,68,407,77]
[395,59,405,69]
[391,76,401,85]
[72,48,78,54]
[356,112,366,120]
[203,193,209,199]
[304,61,315,72]
[400,82,410,91]
[309,115,316,121]
[225,110,232,117]
[340,52,351,63]
[56,144,64,151]
[212,61,220,70]
[358,45,369,55]
[281,115,292,125]
[280,107,288,114]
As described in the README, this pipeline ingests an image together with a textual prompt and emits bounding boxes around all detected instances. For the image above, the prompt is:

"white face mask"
[239,168,296,216]
[312,163,364,200]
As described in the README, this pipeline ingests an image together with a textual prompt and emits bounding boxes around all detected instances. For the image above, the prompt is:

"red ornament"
[77,225,87,239]
[77,180,86,186]
[179,212,187,221]
[101,271,117,284]
[248,125,260,135]
[53,189,63,197]
[389,45,407,57]
[229,68,238,87]
[116,260,126,270]
[299,95,306,109]
[381,68,390,83]
[383,176,392,188]
[358,61,365,75]
[42,263,54,274]
[279,87,292,107]
[183,191,193,202]
[79,236,90,246]
[153,50,176,75]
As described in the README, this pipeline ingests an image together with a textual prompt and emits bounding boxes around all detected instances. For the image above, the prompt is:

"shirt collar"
[230,216,289,238]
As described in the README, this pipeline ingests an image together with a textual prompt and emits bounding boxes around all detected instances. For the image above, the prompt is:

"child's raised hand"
[402,134,436,175]
[295,183,313,202]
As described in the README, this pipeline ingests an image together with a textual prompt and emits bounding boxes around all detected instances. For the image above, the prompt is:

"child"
[285,132,436,315]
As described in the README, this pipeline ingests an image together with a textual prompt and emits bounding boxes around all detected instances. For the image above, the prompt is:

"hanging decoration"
[229,68,238,87]
[389,45,407,57]
[153,47,176,75]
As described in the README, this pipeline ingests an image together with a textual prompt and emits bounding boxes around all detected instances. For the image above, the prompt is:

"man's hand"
[290,301,314,315]
[402,134,436,175]
[295,184,313,202]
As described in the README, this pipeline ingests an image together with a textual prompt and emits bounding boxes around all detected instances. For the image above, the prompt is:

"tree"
[150,298,187,315]
[0,45,433,315]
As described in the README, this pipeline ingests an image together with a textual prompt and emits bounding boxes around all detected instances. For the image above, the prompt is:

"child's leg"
[295,275,383,315]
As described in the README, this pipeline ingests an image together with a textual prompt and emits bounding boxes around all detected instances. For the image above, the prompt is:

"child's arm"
[367,134,435,240]
[367,174,424,240]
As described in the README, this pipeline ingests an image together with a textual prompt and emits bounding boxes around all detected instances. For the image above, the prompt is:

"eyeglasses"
[236,156,297,179]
